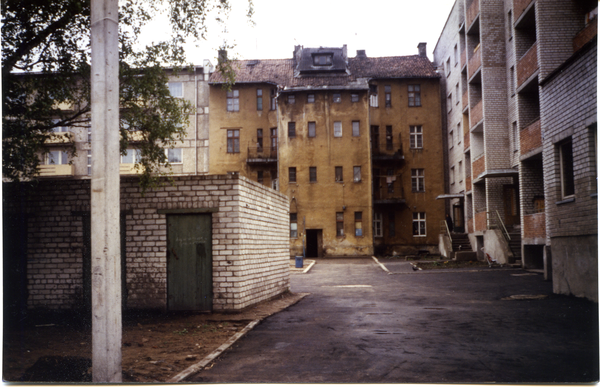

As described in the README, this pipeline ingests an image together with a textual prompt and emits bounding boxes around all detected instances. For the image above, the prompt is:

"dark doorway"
[166,214,213,311]
[306,229,322,258]
[3,212,29,326]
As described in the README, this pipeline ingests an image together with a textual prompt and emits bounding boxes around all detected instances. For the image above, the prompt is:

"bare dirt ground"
[3,291,305,383]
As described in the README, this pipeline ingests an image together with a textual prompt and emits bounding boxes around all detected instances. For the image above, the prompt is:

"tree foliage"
[2,0,253,188]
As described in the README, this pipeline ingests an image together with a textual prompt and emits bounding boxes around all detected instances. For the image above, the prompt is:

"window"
[447,93,453,112]
[226,90,239,111]
[51,118,69,132]
[352,121,360,137]
[271,128,277,150]
[168,82,183,98]
[257,170,264,184]
[313,53,333,66]
[257,129,263,152]
[257,89,263,110]
[412,212,426,236]
[389,212,395,237]
[166,148,182,163]
[386,126,393,150]
[446,58,451,76]
[290,213,298,238]
[309,166,317,182]
[454,44,458,66]
[373,213,383,237]
[387,169,395,193]
[47,150,69,165]
[336,212,344,237]
[457,123,462,144]
[456,83,460,105]
[270,89,277,110]
[87,150,92,175]
[308,122,316,138]
[288,122,296,138]
[371,126,379,150]
[335,166,343,182]
[353,166,361,182]
[288,94,295,104]
[87,126,92,142]
[458,161,463,182]
[408,84,421,107]
[289,167,297,183]
[333,93,341,103]
[510,66,515,96]
[508,10,513,40]
[385,85,391,107]
[227,129,240,153]
[334,121,342,137]
[308,94,315,103]
[355,212,363,237]
[410,125,423,148]
[351,93,359,103]
[450,166,455,184]
[559,139,575,198]
[121,148,140,164]
[449,130,454,149]
[512,122,518,153]
[370,85,378,107]
[412,168,425,192]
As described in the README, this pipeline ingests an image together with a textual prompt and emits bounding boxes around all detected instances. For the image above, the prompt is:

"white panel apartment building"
[434,0,597,301]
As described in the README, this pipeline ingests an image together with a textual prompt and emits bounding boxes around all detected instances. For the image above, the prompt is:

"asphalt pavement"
[189,257,599,384]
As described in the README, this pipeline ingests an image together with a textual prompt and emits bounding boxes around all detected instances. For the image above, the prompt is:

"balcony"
[120,164,141,175]
[465,175,472,192]
[517,42,538,88]
[45,132,73,144]
[470,100,483,129]
[464,131,470,150]
[474,210,487,232]
[461,49,467,69]
[246,145,277,165]
[38,164,74,177]
[466,0,479,30]
[514,0,534,23]
[520,119,542,157]
[371,136,404,163]
[462,90,469,111]
[468,47,481,80]
[373,181,405,205]
[523,212,546,240]
[573,17,598,52]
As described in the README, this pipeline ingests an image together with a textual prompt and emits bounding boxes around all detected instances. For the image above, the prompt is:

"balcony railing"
[513,0,534,23]
[520,119,542,156]
[462,90,469,111]
[39,164,74,177]
[474,210,487,232]
[465,175,472,191]
[45,132,73,144]
[573,17,598,52]
[466,0,479,29]
[470,100,483,128]
[247,145,277,164]
[461,49,467,69]
[517,42,538,88]
[464,131,470,149]
[468,48,481,80]
[373,180,405,204]
[472,155,485,179]
[523,212,546,239]
[120,164,141,175]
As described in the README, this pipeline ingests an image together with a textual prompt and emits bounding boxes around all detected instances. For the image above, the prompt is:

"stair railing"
[495,210,511,242]
[440,220,453,246]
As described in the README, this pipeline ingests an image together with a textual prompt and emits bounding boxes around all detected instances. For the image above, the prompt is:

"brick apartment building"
[434,0,597,301]
[208,45,445,257]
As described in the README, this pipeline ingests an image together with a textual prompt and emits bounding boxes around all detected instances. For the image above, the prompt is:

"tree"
[2,0,252,189]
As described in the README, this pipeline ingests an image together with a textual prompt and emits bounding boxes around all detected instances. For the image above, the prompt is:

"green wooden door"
[167,214,212,311]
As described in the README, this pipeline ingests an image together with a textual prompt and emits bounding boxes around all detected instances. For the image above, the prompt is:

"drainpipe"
[194,66,198,175]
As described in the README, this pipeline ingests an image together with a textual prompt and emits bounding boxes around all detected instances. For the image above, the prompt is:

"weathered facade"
[434,0,597,301]
[3,175,290,312]
[209,45,445,257]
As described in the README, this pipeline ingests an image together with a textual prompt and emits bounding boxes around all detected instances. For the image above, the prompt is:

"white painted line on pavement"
[372,256,390,273]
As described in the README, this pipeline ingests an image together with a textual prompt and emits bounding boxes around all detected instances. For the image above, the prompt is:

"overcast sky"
[140,0,456,65]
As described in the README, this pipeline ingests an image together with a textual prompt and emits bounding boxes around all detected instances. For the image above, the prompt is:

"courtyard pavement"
[189,257,599,384]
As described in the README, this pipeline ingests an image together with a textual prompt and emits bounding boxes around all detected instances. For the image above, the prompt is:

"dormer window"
[313,53,333,66]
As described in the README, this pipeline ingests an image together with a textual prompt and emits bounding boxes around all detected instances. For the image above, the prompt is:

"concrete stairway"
[508,230,522,265]
[450,233,475,261]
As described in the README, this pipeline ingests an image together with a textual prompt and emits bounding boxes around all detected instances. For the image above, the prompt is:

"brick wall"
[472,155,485,178]
[517,42,538,87]
[3,175,290,311]
[523,212,545,239]
[513,0,533,22]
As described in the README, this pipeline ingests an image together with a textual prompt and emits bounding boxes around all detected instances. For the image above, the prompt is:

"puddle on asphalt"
[501,294,549,300]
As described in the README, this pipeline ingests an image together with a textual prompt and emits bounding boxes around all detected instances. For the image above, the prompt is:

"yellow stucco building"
[209,44,445,257]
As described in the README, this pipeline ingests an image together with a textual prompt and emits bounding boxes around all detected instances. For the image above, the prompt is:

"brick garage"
[3,175,290,312]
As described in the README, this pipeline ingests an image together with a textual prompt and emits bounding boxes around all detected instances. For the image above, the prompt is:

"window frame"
[166,148,183,164]
[336,212,344,237]
[46,150,69,165]
[120,148,141,164]
[227,129,240,153]
[290,213,298,238]
[558,138,575,199]
[309,166,317,183]
[289,167,297,183]
[353,166,361,183]
[410,125,423,149]
[257,89,263,110]
[335,166,343,182]
[412,212,426,237]
[333,93,341,103]
[288,122,296,138]
[408,84,421,107]
[226,89,240,112]
[352,121,360,137]
[384,85,392,107]
[307,94,315,103]
[308,121,316,138]
[333,121,342,138]
[411,168,425,192]
[168,82,183,98]
[354,212,363,237]
[373,213,383,237]
[288,94,296,104]
[351,93,359,103]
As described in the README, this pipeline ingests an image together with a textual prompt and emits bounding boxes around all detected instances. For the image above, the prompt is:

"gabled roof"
[210,51,439,90]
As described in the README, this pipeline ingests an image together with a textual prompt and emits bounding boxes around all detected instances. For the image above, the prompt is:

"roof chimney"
[418,42,427,58]
[218,49,227,65]
[356,50,367,58]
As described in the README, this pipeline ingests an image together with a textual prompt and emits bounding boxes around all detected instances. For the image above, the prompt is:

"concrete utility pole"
[90,0,122,382]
